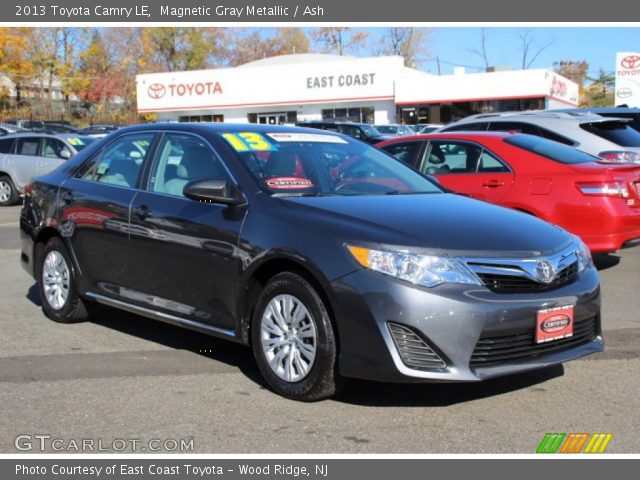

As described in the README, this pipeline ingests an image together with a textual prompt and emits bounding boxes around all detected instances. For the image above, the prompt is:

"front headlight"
[347,245,482,288]
[575,236,593,272]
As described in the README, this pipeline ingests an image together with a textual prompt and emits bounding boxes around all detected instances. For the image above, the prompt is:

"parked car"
[553,107,640,134]
[0,122,27,135]
[374,124,414,136]
[20,123,602,401]
[378,132,640,253]
[42,123,83,134]
[1,119,46,131]
[81,125,121,138]
[0,133,97,206]
[418,124,444,134]
[295,121,391,144]
[439,111,640,164]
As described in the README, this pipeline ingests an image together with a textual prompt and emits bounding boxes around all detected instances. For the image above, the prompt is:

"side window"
[0,138,15,154]
[149,133,227,198]
[78,133,155,188]
[444,122,489,132]
[538,127,576,146]
[381,142,423,167]
[478,150,510,173]
[16,137,40,156]
[488,121,541,136]
[420,141,481,175]
[42,138,71,159]
[340,125,362,139]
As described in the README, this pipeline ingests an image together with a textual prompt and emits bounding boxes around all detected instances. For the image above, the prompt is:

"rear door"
[7,136,41,190]
[58,131,158,298]
[419,140,514,203]
[38,137,72,176]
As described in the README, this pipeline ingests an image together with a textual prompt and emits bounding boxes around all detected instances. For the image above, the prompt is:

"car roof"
[117,122,358,137]
[452,110,628,124]
[553,107,640,115]
[378,131,514,144]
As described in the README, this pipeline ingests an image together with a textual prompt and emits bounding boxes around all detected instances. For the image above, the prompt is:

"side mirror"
[183,178,246,206]
[60,148,72,160]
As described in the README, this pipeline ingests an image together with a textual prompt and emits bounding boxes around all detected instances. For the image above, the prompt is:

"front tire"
[251,272,342,401]
[0,175,19,206]
[38,237,93,323]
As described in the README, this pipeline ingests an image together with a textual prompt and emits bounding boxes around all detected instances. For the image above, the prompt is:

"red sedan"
[377,132,640,253]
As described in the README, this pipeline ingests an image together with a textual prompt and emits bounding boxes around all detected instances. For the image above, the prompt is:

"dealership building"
[136,54,579,125]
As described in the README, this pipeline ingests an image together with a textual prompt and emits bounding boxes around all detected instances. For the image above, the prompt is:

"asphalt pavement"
[0,205,638,453]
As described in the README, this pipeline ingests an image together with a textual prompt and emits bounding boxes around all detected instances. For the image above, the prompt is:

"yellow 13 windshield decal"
[222,132,275,152]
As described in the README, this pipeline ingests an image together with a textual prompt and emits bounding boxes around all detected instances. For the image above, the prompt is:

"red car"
[377,132,640,253]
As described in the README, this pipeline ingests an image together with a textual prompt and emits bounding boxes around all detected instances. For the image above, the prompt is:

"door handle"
[482,180,505,188]
[133,204,151,220]
[61,191,74,204]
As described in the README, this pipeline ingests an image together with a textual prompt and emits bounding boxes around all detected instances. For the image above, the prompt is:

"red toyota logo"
[621,55,640,69]
[147,83,166,99]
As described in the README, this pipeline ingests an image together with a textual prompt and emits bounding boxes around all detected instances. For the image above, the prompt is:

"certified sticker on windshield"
[267,133,347,144]
[266,177,315,189]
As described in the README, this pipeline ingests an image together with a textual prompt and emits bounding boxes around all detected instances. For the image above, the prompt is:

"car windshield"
[360,124,381,136]
[223,131,442,196]
[64,136,97,151]
[504,134,599,164]
[580,120,640,147]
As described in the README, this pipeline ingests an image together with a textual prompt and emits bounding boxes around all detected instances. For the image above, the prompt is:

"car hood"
[283,193,572,256]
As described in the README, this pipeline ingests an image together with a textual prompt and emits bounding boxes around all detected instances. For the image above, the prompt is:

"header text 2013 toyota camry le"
[20,124,603,401]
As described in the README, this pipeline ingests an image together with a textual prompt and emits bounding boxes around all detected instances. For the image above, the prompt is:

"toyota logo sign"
[621,55,640,70]
[147,83,166,99]
[617,87,633,99]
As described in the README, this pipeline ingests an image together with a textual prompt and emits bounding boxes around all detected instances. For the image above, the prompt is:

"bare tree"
[468,28,492,70]
[519,29,554,69]
[375,27,431,67]
[311,28,368,56]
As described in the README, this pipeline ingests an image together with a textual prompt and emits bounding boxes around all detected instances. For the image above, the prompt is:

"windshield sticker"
[222,132,276,152]
[66,138,85,146]
[266,133,348,144]
[265,177,315,189]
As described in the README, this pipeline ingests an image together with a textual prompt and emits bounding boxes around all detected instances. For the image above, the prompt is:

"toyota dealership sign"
[616,52,640,107]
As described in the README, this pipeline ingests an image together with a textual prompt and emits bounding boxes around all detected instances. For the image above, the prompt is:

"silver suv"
[440,111,640,164]
[0,133,97,206]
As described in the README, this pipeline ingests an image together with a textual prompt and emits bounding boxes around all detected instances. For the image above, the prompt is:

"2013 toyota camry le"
[20,123,604,401]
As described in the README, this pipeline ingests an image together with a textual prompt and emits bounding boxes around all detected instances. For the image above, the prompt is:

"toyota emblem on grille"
[534,259,556,284]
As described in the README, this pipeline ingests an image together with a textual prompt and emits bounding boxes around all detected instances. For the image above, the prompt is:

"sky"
[358,27,639,77]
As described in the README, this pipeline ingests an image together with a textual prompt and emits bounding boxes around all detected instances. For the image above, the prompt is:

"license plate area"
[536,305,574,343]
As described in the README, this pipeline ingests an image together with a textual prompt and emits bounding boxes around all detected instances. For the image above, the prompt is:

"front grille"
[387,322,446,370]
[469,314,598,367]
[476,261,578,293]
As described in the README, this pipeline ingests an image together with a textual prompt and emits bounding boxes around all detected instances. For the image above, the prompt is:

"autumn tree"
[226,28,310,66]
[585,68,616,106]
[0,27,33,105]
[375,28,431,67]
[140,28,227,72]
[553,60,590,87]
[312,27,368,56]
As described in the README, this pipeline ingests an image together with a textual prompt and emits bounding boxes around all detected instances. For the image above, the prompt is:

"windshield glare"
[226,131,442,196]
[360,124,381,136]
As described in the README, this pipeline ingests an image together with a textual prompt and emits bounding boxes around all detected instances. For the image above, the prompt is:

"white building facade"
[136,54,579,125]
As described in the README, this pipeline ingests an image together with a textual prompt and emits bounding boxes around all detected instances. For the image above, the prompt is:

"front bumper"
[331,265,602,383]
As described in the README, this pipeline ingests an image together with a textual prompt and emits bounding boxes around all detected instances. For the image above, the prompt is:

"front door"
[127,132,247,329]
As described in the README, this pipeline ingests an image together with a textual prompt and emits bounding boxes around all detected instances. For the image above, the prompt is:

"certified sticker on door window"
[267,133,348,144]
[222,132,276,152]
[265,177,315,189]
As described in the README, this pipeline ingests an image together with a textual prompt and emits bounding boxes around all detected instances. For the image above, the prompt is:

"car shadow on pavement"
[26,283,564,406]
[334,366,564,407]
[593,253,620,271]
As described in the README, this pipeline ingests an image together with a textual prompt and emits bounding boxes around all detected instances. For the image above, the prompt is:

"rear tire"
[37,237,93,323]
[0,175,19,206]
[251,272,342,401]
